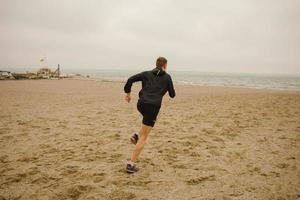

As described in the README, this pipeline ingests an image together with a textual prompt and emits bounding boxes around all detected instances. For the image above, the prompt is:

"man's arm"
[167,76,176,98]
[124,72,144,102]
[124,72,144,93]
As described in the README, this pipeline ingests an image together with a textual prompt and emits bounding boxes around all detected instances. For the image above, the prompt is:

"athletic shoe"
[126,163,139,173]
[130,133,139,145]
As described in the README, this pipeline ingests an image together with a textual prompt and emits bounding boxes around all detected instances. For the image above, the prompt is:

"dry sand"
[0,79,299,200]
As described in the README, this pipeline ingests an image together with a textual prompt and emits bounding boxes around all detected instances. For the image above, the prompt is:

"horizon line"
[1,66,300,77]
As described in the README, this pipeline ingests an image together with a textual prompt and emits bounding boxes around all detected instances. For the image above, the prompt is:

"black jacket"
[124,67,176,106]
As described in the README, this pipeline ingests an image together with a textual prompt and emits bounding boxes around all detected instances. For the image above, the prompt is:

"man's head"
[156,57,168,70]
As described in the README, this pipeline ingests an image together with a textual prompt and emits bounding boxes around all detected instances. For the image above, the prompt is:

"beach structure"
[5,64,62,80]
[1,62,68,80]
[36,64,61,79]
[37,68,52,79]
[11,72,38,80]
[37,56,59,79]
[0,71,14,80]
[52,64,60,78]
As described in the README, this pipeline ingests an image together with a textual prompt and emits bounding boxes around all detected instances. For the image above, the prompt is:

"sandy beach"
[0,79,299,200]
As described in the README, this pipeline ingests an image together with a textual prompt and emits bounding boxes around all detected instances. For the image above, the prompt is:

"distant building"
[37,68,52,79]
[0,71,14,80]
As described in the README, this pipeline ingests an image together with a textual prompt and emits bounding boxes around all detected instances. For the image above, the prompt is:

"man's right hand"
[125,93,131,103]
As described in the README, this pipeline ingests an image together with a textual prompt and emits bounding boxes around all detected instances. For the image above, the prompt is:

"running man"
[124,57,176,173]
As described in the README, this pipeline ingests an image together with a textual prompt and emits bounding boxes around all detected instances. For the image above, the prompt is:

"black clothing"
[124,67,176,106]
[137,101,160,127]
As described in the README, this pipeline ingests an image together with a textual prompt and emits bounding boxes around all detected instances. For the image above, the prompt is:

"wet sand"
[0,79,299,200]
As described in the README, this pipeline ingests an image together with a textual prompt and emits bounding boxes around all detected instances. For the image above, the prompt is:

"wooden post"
[58,64,60,79]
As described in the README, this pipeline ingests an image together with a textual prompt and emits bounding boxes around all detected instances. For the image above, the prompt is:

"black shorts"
[137,101,161,127]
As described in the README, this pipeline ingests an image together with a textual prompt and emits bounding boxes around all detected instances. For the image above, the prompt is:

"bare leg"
[130,124,152,162]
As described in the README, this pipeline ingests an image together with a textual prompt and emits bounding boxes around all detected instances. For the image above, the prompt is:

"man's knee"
[142,117,156,127]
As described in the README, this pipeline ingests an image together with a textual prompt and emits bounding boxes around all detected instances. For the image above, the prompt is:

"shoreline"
[2,77,300,93]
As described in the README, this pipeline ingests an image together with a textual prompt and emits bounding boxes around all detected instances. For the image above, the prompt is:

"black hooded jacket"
[124,67,176,106]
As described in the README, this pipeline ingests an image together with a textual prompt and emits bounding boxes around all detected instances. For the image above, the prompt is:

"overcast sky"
[0,0,299,74]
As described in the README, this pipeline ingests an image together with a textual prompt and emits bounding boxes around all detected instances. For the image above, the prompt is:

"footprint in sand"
[107,153,122,162]
[248,166,261,174]
[173,164,187,169]
[60,165,80,176]
[92,172,106,183]
[257,136,268,143]
[228,188,244,197]
[110,133,121,139]
[17,156,39,162]
[276,163,289,169]
[212,136,224,143]
[57,184,94,200]
[190,152,201,157]
[6,173,27,184]
[186,174,216,185]
[107,190,136,200]
[28,166,40,175]
[16,120,28,125]
[0,155,8,163]
[209,149,221,156]
[31,175,52,184]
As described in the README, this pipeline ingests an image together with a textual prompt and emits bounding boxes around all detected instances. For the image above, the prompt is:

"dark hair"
[156,57,167,68]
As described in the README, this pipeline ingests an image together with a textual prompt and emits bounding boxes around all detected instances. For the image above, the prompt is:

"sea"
[73,69,300,91]
[5,67,300,91]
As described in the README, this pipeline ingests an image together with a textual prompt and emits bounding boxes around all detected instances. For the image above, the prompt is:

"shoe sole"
[126,169,135,173]
[126,168,139,173]
[130,137,137,145]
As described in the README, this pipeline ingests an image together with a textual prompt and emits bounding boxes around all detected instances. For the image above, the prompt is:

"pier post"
[58,64,60,79]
